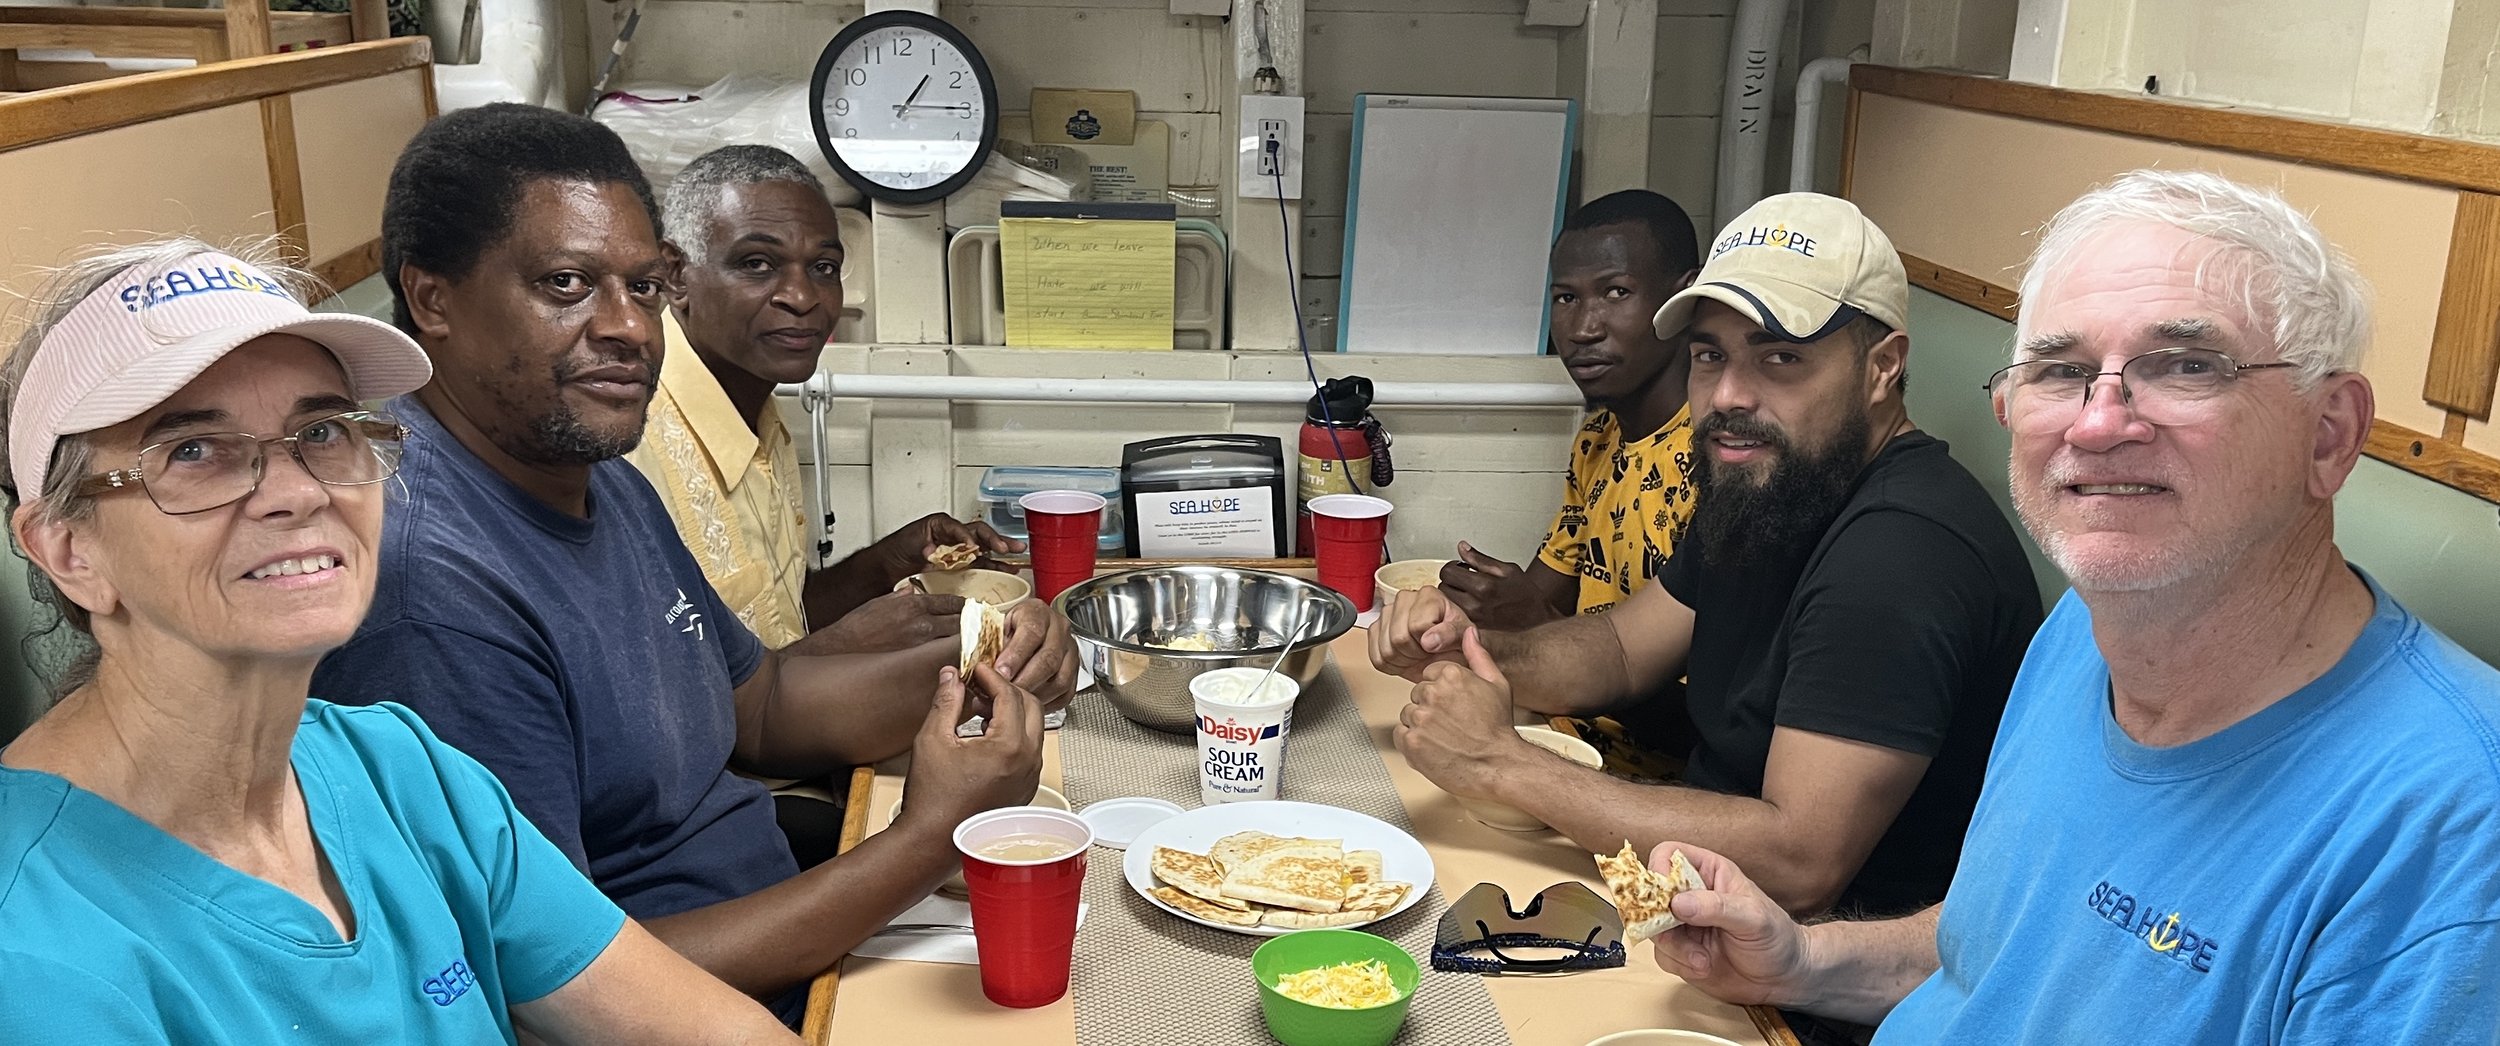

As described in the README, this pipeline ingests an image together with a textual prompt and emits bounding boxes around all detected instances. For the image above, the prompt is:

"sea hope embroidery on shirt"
[422,959,478,1006]
[665,588,706,641]
[2086,880,2221,973]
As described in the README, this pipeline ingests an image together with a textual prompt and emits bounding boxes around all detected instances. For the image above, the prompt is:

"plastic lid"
[1077,797,1186,849]
[1305,375,1374,425]
[979,465,1120,499]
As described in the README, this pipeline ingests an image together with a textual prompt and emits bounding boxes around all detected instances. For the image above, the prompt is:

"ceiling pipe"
[1790,56,1856,193]
[1714,0,1789,222]
[777,373,1583,406]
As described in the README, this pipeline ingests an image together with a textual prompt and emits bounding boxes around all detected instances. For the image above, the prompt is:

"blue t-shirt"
[313,396,795,925]
[0,701,624,1043]
[1879,573,2500,1044]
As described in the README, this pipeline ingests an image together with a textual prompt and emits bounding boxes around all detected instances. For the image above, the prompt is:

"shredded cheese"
[1273,959,1402,1009]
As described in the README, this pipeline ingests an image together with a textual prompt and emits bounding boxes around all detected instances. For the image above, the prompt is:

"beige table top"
[809,628,1796,1046]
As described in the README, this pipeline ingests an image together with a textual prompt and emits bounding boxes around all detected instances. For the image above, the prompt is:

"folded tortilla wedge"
[1594,841,1705,945]
[958,599,1006,677]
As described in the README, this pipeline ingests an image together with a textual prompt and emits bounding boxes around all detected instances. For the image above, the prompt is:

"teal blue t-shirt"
[0,700,627,1043]
[1879,573,2500,1043]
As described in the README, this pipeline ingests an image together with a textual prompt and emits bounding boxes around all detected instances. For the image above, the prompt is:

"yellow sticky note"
[1000,216,1176,350]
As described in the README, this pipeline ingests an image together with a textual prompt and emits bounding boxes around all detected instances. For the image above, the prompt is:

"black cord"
[1271,145,1366,500]
[1271,145,1388,566]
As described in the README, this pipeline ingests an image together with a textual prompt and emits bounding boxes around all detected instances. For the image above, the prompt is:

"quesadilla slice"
[1342,880,1410,915]
[1151,886,1262,927]
[1594,841,1704,945]
[1151,847,1248,910]
[1221,840,1349,914]
[927,542,981,571]
[1258,907,1376,929]
[958,599,1006,676]
[1344,850,1384,887]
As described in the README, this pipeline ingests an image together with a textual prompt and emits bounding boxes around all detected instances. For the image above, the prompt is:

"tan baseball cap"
[7,250,434,499]
[1651,193,1909,343]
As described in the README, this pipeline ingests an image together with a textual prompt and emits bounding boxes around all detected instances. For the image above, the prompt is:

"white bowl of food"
[1372,559,1448,612]
[895,567,1033,606]
[1584,1031,1745,1046]
[890,783,1070,896]
[1452,727,1603,832]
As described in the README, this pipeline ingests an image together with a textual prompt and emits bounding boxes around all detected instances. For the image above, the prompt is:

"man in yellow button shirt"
[1440,190,1704,628]
[629,145,1016,653]
[628,145,1073,864]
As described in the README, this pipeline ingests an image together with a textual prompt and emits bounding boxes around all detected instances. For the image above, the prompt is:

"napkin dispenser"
[1120,434,1289,558]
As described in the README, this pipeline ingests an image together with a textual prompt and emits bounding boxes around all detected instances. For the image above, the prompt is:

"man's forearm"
[1485,616,1636,716]
[1499,758,1852,917]
[801,554,887,628]
[639,818,960,1000]
[741,642,951,776]
[1789,906,1942,1024]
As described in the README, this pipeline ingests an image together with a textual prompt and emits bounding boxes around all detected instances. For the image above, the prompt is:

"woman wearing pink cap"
[0,238,795,1043]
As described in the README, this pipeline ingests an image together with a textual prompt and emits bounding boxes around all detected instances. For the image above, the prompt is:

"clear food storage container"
[977,466,1124,551]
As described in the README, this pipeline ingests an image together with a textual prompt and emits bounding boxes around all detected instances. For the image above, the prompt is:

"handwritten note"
[1000,216,1176,350]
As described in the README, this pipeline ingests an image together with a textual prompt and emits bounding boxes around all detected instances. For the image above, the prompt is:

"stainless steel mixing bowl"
[1053,566,1359,733]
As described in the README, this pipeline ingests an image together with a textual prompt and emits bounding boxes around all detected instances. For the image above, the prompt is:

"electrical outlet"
[1239,94,1304,200]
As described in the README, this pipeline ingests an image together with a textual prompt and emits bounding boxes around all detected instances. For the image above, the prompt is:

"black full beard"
[523,402,646,465]
[1686,408,1874,572]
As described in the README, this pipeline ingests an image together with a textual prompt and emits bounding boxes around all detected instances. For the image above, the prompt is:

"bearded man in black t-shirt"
[1372,193,2041,919]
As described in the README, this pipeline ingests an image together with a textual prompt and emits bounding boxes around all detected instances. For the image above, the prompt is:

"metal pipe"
[1790,56,1855,194]
[1714,0,1789,222]
[773,373,1583,407]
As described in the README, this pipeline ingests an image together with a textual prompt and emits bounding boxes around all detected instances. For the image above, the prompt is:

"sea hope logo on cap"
[1710,224,1818,260]
[117,262,294,313]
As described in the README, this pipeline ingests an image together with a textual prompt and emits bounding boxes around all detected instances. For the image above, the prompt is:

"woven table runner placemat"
[1058,656,1516,1046]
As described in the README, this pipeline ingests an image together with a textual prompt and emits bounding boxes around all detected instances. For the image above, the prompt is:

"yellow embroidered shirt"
[1535,406,1697,616]
[626,311,812,649]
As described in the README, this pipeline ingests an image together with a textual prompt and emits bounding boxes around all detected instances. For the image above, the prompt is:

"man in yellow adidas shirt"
[1441,190,1703,628]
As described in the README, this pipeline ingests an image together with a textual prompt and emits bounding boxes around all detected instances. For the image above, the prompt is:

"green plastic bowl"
[1251,929,1421,1046]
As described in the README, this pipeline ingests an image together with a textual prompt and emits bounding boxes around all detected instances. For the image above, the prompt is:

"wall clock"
[808,10,1000,204]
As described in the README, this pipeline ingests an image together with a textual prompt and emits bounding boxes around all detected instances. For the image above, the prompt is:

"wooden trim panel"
[799,765,881,1045]
[2365,419,2500,503]
[1900,254,2500,504]
[0,36,428,152]
[2424,192,2500,419]
[1748,1005,1806,1046]
[312,237,384,294]
[1899,251,2017,321]
[1850,65,2500,196]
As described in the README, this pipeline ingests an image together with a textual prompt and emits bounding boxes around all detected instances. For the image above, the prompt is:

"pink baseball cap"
[7,250,434,499]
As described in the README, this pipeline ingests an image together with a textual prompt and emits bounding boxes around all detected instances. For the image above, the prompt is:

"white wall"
[577,0,1877,565]
[2013,0,2497,141]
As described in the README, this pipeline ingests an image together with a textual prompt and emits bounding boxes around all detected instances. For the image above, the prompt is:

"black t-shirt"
[1659,431,2042,916]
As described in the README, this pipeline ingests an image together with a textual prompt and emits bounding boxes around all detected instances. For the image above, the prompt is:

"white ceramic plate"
[1122,800,1436,937]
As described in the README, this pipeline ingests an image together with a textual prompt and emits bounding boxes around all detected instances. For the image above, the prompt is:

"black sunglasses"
[1432,881,1626,975]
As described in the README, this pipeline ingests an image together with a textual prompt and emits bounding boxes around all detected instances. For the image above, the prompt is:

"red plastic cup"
[952,806,1094,1008]
[1309,494,1393,611]
[1019,490,1106,604]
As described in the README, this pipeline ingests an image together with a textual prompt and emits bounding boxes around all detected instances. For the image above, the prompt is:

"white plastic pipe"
[775,374,1582,406]
[1790,57,1855,194]
[1714,0,1789,222]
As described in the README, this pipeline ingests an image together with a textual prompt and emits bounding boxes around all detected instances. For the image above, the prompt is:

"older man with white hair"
[1646,169,2500,1042]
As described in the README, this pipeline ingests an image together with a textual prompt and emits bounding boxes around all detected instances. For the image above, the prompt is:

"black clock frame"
[807,10,1001,205]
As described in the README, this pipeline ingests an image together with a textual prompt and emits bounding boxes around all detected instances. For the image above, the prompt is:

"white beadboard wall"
[776,345,1584,569]
[585,0,1865,566]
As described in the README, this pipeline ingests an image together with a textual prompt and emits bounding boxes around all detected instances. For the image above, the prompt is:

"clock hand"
[899,103,975,112]
[895,75,930,117]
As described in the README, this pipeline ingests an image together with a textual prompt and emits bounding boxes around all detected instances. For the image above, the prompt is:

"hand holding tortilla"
[1596,841,1706,945]
[927,542,983,571]
[960,600,1008,676]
